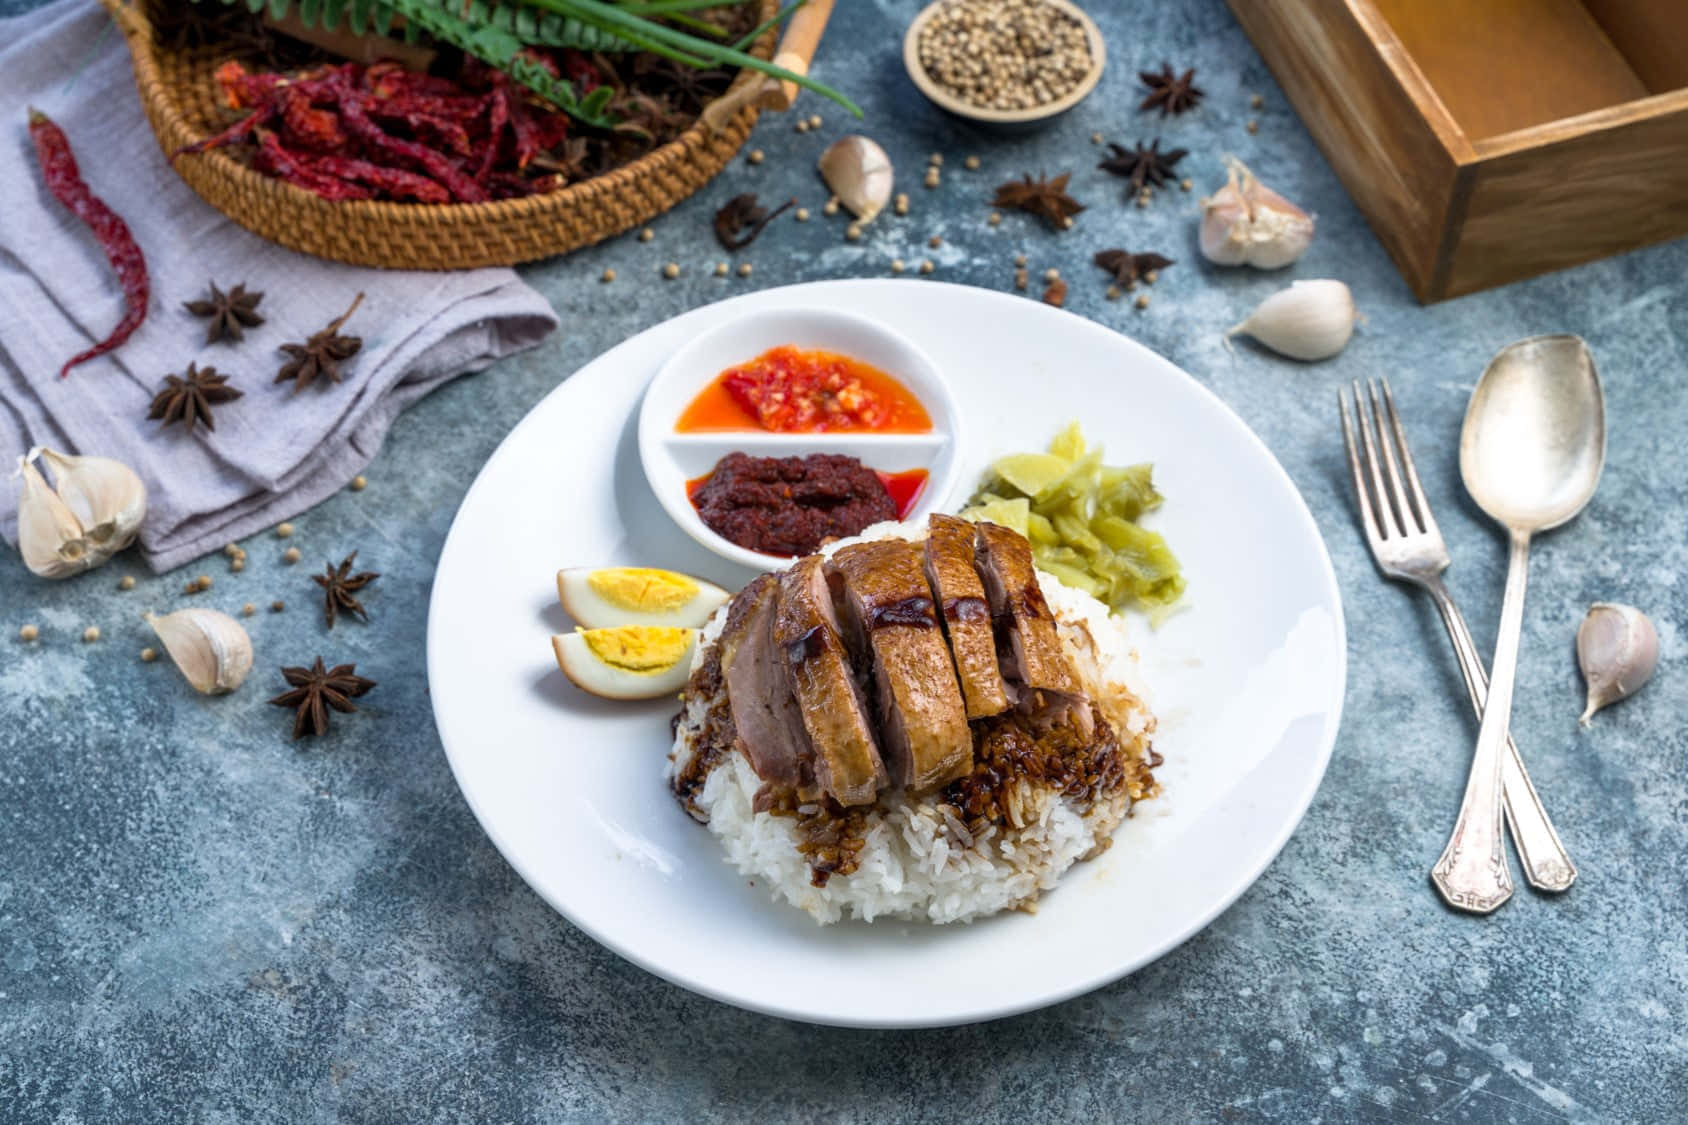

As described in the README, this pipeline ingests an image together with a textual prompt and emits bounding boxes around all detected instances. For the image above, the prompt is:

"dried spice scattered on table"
[277,292,363,392]
[714,193,795,251]
[147,363,243,433]
[992,173,1085,230]
[1041,277,1068,308]
[1139,64,1204,116]
[184,281,265,344]
[314,551,379,629]
[1098,140,1186,194]
[27,109,150,379]
[1095,249,1174,287]
[268,656,376,740]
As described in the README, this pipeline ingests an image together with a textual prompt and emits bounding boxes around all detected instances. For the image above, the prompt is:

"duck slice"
[924,514,1011,719]
[773,556,888,806]
[973,521,1091,732]
[828,539,973,792]
[722,574,807,793]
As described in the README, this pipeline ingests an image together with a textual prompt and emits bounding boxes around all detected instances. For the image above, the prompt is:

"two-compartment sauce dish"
[639,309,964,570]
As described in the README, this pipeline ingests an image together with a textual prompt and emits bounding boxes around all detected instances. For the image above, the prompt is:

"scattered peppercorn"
[243,603,257,617]
[639,228,654,242]
[737,262,753,278]
[988,211,1003,226]
[923,168,940,189]
[350,475,367,491]
[141,647,157,662]
[118,575,136,591]
[795,207,810,221]
[929,153,944,167]
[1044,267,1060,282]
[1090,132,1103,145]
[601,268,616,283]
[1014,268,1029,290]
[808,114,823,129]
[928,235,943,248]
[747,149,765,164]
[83,626,100,643]
[823,196,840,216]
[1246,119,1259,134]
[1106,285,1123,301]
[19,624,39,642]
[891,259,906,274]
[965,155,981,170]
[845,224,862,242]
[1135,294,1150,309]
[284,547,302,564]
[1014,254,1028,267]
[663,262,680,279]
[1250,93,1264,109]
[919,259,935,274]
[894,193,910,216]
[714,261,729,277]
[1180,178,1193,192]
[232,559,246,573]
[276,523,295,538]
[272,600,286,612]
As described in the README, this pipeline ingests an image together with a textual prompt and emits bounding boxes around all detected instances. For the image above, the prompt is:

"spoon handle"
[1426,579,1577,892]
[1432,530,1530,913]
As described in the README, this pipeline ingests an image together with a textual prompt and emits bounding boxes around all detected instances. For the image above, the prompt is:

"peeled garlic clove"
[818,135,893,222]
[1200,157,1315,269]
[13,451,93,579]
[1577,602,1658,724]
[1227,279,1358,361]
[144,608,254,694]
[37,447,146,552]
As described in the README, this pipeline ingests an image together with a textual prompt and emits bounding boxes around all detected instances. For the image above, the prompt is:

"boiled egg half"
[556,566,729,629]
[552,625,697,700]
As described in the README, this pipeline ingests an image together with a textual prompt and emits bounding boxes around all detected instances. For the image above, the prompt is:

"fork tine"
[1368,379,1420,534]
[1338,387,1384,546]
[1379,377,1440,536]
[1351,380,1403,538]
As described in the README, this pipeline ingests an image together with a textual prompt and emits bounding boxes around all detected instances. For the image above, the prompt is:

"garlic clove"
[37,447,146,552]
[1200,157,1315,269]
[818,135,893,223]
[1226,279,1358,361]
[144,608,254,694]
[1576,602,1658,724]
[13,451,93,579]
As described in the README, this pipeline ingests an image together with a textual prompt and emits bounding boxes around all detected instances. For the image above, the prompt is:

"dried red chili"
[332,89,487,202]
[252,131,371,201]
[310,153,450,203]
[27,108,150,379]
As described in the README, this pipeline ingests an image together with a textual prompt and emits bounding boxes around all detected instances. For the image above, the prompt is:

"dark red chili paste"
[689,452,914,557]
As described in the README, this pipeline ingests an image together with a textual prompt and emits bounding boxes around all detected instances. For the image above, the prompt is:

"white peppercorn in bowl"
[903,0,1105,133]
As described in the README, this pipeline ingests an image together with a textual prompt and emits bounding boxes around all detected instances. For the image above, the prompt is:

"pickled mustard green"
[958,422,1185,617]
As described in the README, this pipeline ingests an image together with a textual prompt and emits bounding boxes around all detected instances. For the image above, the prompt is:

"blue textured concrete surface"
[2,1,1684,1120]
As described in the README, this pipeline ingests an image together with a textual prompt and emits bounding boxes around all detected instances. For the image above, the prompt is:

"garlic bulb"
[1227,280,1358,361]
[1576,602,1658,724]
[14,454,92,578]
[37,447,146,552]
[10,446,147,578]
[1200,157,1315,269]
[818,135,893,222]
[144,608,254,694]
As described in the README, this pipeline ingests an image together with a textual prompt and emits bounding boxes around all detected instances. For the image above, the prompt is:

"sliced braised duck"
[924,514,1011,720]
[828,539,973,792]
[721,574,806,793]
[973,520,1092,732]
[773,556,889,806]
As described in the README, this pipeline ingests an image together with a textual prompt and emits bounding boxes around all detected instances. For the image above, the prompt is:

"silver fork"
[1339,378,1576,900]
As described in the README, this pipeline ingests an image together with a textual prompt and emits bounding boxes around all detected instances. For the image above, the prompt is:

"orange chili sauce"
[675,345,933,434]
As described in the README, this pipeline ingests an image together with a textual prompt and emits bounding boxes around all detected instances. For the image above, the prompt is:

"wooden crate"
[1226,0,1688,301]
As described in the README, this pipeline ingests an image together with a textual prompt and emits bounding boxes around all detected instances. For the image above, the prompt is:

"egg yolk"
[586,568,699,612]
[580,626,691,673]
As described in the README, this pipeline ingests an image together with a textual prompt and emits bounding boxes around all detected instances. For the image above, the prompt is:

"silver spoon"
[1433,335,1605,914]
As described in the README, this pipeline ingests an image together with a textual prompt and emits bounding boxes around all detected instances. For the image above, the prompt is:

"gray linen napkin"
[0,0,559,572]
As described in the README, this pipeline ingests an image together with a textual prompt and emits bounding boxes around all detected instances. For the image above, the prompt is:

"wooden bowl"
[901,0,1106,134]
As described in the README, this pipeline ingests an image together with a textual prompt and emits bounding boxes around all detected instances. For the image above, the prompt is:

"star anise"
[267,656,376,740]
[714,193,796,251]
[1139,63,1204,116]
[147,362,243,433]
[313,551,379,629]
[276,292,364,393]
[1098,139,1187,193]
[183,281,265,344]
[1094,248,1175,287]
[992,173,1085,231]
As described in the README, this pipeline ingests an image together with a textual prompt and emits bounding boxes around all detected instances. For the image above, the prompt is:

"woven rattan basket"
[102,0,787,269]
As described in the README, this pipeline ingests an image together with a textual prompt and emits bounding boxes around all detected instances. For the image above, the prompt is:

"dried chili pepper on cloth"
[26,108,150,379]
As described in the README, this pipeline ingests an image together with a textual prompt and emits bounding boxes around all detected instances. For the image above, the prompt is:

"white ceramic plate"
[637,307,964,569]
[428,280,1346,1028]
